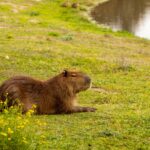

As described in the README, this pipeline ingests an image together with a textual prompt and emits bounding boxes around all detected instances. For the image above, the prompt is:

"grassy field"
[1,0,150,149]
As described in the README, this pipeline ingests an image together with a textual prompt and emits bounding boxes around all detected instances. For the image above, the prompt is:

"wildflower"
[8,138,11,141]
[8,128,14,134]
[22,137,28,144]
[17,125,25,129]
[43,122,47,126]
[32,104,37,109]
[36,120,42,126]
[40,135,46,139]
[3,109,8,114]
[10,106,14,109]
[0,119,4,125]
[24,119,29,124]
[5,55,10,60]
[0,132,7,137]
[26,109,35,117]
[17,116,22,120]
[40,141,47,144]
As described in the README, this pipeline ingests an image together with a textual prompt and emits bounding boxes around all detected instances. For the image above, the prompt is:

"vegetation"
[0,0,150,149]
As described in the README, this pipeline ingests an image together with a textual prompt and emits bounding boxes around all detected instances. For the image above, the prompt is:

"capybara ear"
[63,70,68,77]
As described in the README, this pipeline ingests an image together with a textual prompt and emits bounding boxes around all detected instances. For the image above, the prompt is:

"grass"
[0,0,150,149]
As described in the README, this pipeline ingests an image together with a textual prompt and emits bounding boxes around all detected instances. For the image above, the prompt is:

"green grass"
[0,0,150,149]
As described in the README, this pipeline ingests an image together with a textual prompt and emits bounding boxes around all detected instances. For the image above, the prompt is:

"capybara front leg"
[69,106,96,113]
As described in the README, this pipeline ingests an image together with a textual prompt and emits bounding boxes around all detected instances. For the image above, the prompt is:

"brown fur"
[0,70,96,114]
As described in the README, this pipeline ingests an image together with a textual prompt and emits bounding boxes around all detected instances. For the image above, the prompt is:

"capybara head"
[60,70,91,93]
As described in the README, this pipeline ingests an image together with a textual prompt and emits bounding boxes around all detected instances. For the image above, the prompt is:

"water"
[91,0,150,39]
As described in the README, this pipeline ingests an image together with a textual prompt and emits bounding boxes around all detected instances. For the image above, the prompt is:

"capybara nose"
[85,76,91,84]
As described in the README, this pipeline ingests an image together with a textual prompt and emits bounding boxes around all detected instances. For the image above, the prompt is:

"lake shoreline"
[85,0,150,40]
[83,0,109,29]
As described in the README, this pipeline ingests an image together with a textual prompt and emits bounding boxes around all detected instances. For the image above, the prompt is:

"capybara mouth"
[80,82,91,92]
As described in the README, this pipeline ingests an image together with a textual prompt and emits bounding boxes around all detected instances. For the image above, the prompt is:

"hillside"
[0,0,150,149]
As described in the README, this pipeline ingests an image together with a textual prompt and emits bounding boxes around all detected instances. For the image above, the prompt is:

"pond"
[91,0,150,39]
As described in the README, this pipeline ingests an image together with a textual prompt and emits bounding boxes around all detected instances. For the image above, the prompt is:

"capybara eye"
[71,74,77,77]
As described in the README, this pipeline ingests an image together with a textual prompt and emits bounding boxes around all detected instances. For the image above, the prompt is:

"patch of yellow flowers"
[0,127,14,141]
[26,104,37,117]
[0,103,49,148]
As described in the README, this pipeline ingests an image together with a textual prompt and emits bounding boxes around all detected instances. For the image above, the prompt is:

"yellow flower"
[0,119,4,125]
[32,104,37,109]
[0,132,7,137]
[4,109,8,114]
[40,141,47,144]
[17,116,22,120]
[4,101,7,105]
[40,135,46,139]
[10,106,14,109]
[22,137,28,144]
[26,109,35,117]
[43,122,47,126]
[8,128,14,134]
[17,125,24,129]
[23,119,29,125]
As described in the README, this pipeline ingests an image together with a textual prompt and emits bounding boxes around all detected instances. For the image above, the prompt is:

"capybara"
[0,70,96,114]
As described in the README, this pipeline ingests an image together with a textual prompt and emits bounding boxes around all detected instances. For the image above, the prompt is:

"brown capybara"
[0,70,96,114]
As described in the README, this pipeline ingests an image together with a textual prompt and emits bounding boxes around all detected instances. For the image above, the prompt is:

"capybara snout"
[84,75,91,84]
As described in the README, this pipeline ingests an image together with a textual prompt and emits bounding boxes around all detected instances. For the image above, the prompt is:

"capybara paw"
[87,107,97,112]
